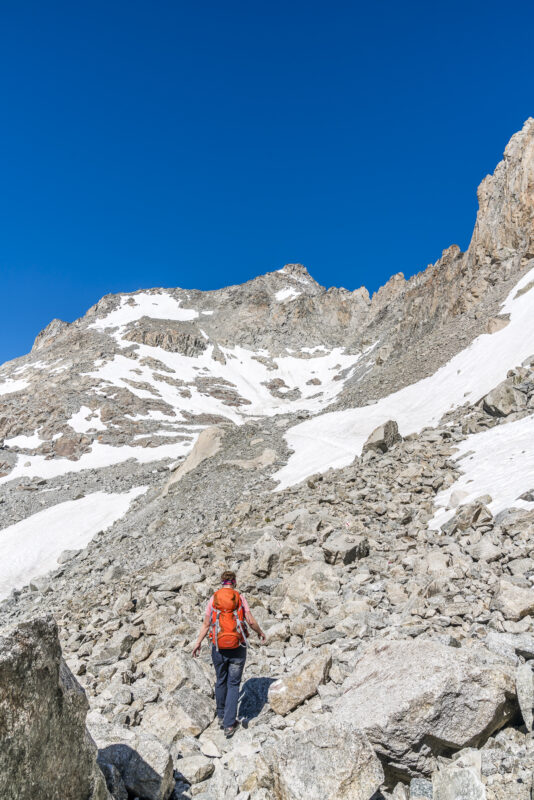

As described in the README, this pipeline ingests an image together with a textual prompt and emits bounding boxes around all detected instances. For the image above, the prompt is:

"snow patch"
[274,265,534,490]
[0,439,196,485]
[429,416,534,530]
[90,292,199,331]
[4,431,42,450]
[87,343,364,423]
[0,487,147,599]
[275,287,301,303]
[68,405,107,433]
[0,379,29,396]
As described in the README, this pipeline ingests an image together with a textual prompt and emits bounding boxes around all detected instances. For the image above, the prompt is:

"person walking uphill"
[192,570,266,738]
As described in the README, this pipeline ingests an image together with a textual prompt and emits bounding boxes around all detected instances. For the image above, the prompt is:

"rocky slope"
[0,119,534,800]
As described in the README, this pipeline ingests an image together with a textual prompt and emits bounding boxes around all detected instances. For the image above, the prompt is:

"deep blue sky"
[1,1,533,364]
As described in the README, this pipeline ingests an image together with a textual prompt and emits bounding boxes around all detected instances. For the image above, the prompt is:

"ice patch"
[0,487,147,599]
[429,415,534,530]
[274,265,534,490]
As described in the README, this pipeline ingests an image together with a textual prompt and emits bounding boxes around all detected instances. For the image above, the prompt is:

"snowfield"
[0,439,195,485]
[273,265,534,490]
[89,291,200,331]
[0,487,147,600]
[87,343,366,422]
[430,415,534,530]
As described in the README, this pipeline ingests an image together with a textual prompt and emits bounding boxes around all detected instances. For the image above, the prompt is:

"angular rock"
[515,663,533,732]
[432,764,486,800]
[483,380,527,416]
[150,650,212,695]
[322,532,369,565]
[409,777,433,798]
[486,630,534,661]
[333,638,516,778]
[141,687,213,740]
[0,617,110,800]
[250,534,280,577]
[260,722,384,800]
[363,419,402,454]
[493,579,534,620]
[280,561,340,612]
[175,754,215,784]
[147,561,203,592]
[268,648,332,715]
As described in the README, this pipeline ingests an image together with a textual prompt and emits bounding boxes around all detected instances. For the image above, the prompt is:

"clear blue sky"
[1,1,533,364]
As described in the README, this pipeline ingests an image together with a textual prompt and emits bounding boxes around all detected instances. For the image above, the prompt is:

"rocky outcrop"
[0,616,109,800]
[333,639,517,778]
[258,723,384,800]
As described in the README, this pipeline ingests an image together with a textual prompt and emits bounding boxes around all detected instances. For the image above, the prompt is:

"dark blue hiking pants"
[211,645,246,728]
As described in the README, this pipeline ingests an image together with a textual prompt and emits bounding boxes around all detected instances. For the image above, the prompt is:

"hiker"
[192,570,266,738]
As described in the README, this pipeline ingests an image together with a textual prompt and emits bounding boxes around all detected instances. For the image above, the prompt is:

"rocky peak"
[32,318,70,352]
[470,116,534,268]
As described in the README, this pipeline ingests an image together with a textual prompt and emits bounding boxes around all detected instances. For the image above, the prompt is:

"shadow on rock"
[238,676,276,723]
[98,743,171,800]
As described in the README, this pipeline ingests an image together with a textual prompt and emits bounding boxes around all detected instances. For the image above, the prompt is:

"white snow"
[68,405,107,433]
[90,292,199,331]
[4,431,42,449]
[0,439,195,485]
[0,487,146,600]
[430,416,534,530]
[0,379,29,396]
[273,266,534,490]
[86,343,364,423]
[275,287,301,302]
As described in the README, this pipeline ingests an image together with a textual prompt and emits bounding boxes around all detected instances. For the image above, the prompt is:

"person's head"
[221,570,236,587]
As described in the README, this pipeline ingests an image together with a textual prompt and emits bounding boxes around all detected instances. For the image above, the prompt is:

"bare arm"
[192,614,210,657]
[245,611,266,642]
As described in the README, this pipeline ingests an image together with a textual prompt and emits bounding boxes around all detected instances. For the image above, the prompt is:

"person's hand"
[258,631,266,644]
[192,642,201,658]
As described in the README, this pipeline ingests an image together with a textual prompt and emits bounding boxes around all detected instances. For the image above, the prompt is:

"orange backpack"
[209,588,248,650]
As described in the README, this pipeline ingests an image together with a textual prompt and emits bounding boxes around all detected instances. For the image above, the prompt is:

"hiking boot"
[218,719,224,729]
[224,722,239,739]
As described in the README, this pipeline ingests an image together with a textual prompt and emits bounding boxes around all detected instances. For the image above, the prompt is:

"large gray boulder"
[259,722,384,800]
[0,616,110,800]
[483,380,527,416]
[362,419,402,454]
[492,579,534,620]
[333,638,516,778]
